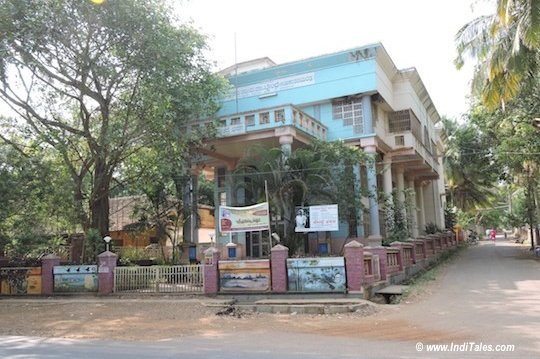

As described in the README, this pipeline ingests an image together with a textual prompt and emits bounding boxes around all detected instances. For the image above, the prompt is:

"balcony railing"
[292,108,327,140]
[388,109,422,143]
[212,105,327,141]
[388,109,438,166]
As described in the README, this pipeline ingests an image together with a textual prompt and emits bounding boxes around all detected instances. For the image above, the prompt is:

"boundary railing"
[114,265,204,293]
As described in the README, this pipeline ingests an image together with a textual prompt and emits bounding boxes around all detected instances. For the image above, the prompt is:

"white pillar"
[408,179,419,238]
[382,155,393,201]
[279,135,293,158]
[364,145,382,244]
[417,182,426,234]
[395,166,406,221]
[395,167,405,202]
[353,164,364,237]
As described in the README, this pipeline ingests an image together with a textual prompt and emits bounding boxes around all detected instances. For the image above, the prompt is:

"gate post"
[271,244,289,293]
[203,247,220,295]
[344,241,364,293]
[41,254,60,296]
[98,251,117,296]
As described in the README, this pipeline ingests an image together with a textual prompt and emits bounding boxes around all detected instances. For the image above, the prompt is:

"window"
[259,112,270,124]
[230,117,240,125]
[245,114,255,126]
[332,98,364,133]
[274,109,285,123]
[218,119,226,127]
[217,167,226,188]
[246,230,270,258]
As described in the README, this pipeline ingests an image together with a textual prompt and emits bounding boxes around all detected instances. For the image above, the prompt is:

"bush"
[425,222,442,234]
[118,247,154,266]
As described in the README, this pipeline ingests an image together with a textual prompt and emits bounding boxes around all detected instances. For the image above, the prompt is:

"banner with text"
[295,204,339,232]
[219,202,270,233]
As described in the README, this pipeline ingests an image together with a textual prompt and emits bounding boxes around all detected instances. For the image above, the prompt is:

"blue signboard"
[53,265,98,292]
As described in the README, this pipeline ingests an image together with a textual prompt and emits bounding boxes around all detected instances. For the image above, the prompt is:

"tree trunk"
[90,158,111,238]
[533,183,540,246]
[90,192,110,238]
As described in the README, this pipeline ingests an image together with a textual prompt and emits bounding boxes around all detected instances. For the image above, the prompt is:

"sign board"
[295,204,339,232]
[219,260,270,292]
[287,257,346,292]
[225,72,315,101]
[53,265,98,292]
[218,124,246,137]
[219,202,270,233]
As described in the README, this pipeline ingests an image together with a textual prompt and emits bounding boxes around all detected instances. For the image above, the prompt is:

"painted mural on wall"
[53,265,98,292]
[287,257,346,293]
[0,267,42,295]
[219,260,270,292]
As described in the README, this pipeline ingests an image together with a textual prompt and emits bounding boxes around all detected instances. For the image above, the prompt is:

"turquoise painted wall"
[218,57,378,142]
[219,60,377,118]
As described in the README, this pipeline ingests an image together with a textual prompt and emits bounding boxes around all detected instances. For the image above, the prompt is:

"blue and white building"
[191,43,446,257]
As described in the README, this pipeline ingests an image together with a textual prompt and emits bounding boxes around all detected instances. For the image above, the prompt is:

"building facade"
[191,43,446,257]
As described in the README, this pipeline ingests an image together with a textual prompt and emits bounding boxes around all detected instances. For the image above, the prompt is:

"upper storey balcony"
[213,104,327,142]
[190,105,328,168]
[386,109,440,178]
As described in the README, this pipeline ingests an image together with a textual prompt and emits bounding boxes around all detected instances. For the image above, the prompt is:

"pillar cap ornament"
[344,240,364,248]
[271,244,289,252]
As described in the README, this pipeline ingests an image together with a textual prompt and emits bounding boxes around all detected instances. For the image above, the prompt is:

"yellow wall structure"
[0,267,42,295]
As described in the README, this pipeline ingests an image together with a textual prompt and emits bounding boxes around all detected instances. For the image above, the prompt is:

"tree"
[0,137,76,258]
[236,141,367,254]
[0,0,224,260]
[442,117,498,212]
[466,81,540,246]
[455,0,540,109]
[383,190,411,245]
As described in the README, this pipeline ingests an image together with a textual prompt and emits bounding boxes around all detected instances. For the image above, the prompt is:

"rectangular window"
[259,112,270,124]
[230,117,240,125]
[274,109,285,123]
[217,167,226,188]
[332,98,363,133]
[245,114,255,126]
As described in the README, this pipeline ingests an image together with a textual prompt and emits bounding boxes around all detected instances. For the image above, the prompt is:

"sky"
[0,0,493,120]
[176,0,494,120]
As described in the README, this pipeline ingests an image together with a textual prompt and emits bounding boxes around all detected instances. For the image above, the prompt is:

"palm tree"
[455,0,540,109]
[442,118,497,212]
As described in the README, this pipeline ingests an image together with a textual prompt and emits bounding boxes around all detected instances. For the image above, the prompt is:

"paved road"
[1,239,538,358]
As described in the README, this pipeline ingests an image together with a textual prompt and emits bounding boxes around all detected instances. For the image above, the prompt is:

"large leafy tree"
[0,0,223,259]
[455,0,540,109]
[0,138,76,258]
[468,80,540,246]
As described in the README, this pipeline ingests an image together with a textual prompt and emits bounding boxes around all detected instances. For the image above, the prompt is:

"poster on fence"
[295,204,339,232]
[219,202,270,233]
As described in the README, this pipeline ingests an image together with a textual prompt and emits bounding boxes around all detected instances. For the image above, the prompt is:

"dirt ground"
[3,241,536,347]
[0,259,460,344]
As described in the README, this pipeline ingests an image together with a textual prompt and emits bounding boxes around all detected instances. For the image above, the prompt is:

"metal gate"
[114,265,204,294]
